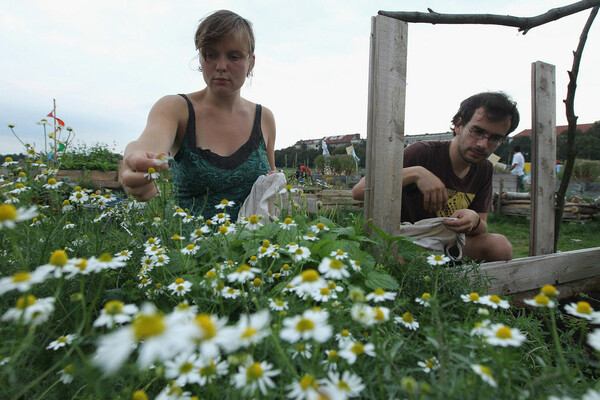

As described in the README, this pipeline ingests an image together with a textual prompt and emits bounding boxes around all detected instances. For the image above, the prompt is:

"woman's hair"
[194,10,255,59]
[451,92,520,135]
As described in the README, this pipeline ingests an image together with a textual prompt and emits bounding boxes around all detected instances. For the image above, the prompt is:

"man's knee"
[489,233,513,261]
[464,233,513,262]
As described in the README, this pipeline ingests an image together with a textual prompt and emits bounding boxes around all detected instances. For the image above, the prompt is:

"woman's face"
[200,32,255,97]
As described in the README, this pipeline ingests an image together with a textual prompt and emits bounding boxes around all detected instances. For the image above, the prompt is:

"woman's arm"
[261,106,277,171]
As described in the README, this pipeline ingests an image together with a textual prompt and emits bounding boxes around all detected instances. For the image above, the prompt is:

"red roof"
[512,123,596,137]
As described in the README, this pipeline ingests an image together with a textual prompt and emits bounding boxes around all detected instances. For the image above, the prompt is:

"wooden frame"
[366,16,600,295]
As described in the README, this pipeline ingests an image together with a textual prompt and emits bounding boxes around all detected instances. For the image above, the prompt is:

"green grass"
[487,212,600,258]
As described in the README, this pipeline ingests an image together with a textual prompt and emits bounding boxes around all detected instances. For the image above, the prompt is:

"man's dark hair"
[451,92,520,136]
[513,145,521,152]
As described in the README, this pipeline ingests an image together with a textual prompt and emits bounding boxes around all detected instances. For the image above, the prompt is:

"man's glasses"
[466,125,506,147]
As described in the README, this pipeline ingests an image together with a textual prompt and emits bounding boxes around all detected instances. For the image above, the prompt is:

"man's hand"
[121,151,169,202]
[414,167,448,214]
[443,209,481,234]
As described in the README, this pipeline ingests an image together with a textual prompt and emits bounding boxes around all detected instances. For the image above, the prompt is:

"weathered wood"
[365,16,407,236]
[480,247,600,294]
[530,61,557,256]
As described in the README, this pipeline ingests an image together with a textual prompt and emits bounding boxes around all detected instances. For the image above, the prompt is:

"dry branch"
[379,0,600,33]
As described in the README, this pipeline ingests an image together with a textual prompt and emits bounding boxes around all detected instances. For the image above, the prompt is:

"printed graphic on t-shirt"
[435,189,475,218]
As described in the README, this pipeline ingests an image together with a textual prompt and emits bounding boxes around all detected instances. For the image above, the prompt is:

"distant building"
[294,133,361,150]
[404,132,453,146]
[511,123,596,138]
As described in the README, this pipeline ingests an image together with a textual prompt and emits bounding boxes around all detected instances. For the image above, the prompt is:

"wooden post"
[530,61,556,256]
[364,16,408,235]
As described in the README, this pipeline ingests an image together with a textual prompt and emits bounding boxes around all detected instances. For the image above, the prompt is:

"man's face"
[455,107,511,164]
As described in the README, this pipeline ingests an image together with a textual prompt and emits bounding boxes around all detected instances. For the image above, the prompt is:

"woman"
[122,10,277,220]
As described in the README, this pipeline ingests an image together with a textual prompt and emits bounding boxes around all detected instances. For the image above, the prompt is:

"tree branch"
[379,0,600,33]
[554,6,599,250]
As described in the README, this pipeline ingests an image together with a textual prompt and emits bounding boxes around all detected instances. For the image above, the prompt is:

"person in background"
[508,145,525,192]
[352,92,520,262]
[121,10,277,220]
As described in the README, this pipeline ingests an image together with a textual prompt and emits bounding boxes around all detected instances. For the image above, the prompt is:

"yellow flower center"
[205,270,217,280]
[12,272,31,283]
[336,250,344,256]
[47,178,57,185]
[320,288,331,295]
[330,259,343,270]
[317,223,325,230]
[220,199,229,205]
[179,362,194,374]
[469,293,480,301]
[219,226,228,234]
[132,313,166,341]
[49,250,68,266]
[249,215,259,224]
[237,264,251,273]
[296,318,315,332]
[132,390,148,400]
[186,244,195,251]
[402,312,414,323]
[105,300,124,315]
[301,269,319,282]
[0,204,17,222]
[426,358,435,368]
[246,362,264,381]
[5,157,13,162]
[480,365,493,376]
[422,293,431,299]
[374,288,385,296]
[341,329,350,337]
[195,314,216,339]
[98,253,113,262]
[242,328,257,339]
[489,295,501,304]
[253,278,261,287]
[199,359,217,376]
[175,278,184,285]
[534,294,550,305]
[374,308,385,321]
[541,285,557,296]
[576,301,592,314]
[16,295,37,309]
[351,342,364,355]
[496,326,513,339]
[284,217,293,224]
[57,336,68,344]
[63,364,74,375]
[147,167,156,174]
[327,350,339,362]
[300,374,318,390]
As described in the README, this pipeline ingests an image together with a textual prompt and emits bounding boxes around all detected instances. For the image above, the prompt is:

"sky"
[1,0,599,156]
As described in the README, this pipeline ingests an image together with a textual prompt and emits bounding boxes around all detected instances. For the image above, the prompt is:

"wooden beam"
[364,16,408,235]
[530,61,557,255]
[479,247,600,294]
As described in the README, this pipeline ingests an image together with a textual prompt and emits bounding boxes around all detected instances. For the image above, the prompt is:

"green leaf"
[365,270,399,290]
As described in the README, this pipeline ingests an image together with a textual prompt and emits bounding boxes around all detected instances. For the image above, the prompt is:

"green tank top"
[170,94,271,220]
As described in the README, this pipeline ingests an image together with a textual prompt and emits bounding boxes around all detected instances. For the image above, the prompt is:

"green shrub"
[58,142,122,171]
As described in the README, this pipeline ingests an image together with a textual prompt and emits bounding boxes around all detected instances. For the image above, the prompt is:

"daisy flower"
[63,221,75,230]
[541,284,560,297]
[373,306,390,323]
[155,384,192,400]
[564,301,600,321]
[211,212,230,224]
[168,278,192,297]
[484,324,527,347]
[180,243,198,255]
[479,294,510,309]
[164,352,201,387]
[143,167,159,180]
[42,177,63,189]
[471,364,497,388]
[90,253,127,271]
[334,329,354,346]
[350,303,377,326]
[2,156,18,166]
[291,342,313,360]
[115,249,133,261]
[227,264,260,284]
[338,340,376,365]
[220,310,271,352]
[303,233,318,241]
[417,357,440,373]
[192,355,229,386]
[280,309,333,343]
[415,293,432,307]
[216,222,236,236]
[320,370,366,399]
[311,222,330,234]
[366,288,397,303]
[318,257,350,280]
[93,300,139,328]
[395,312,419,330]
[330,249,348,260]
[231,359,280,397]
[461,292,481,304]
[289,269,327,298]
[0,269,50,295]
[2,295,55,326]
[46,334,77,350]
[58,364,75,384]
[291,246,311,262]
[427,253,450,265]
[279,217,297,230]
[524,294,556,308]
[311,286,338,303]
[322,349,340,371]
[69,190,89,204]
[278,184,297,194]
[286,373,320,400]
[0,204,38,229]
[173,208,188,217]
[349,259,361,272]
[470,320,491,337]
[215,199,234,210]
[245,214,262,230]
[268,298,289,312]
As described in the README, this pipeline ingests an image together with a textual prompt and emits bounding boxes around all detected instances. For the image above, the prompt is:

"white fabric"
[237,172,287,225]
[510,152,525,176]
[400,217,466,260]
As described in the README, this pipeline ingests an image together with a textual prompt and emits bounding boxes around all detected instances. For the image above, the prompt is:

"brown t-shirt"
[401,141,493,223]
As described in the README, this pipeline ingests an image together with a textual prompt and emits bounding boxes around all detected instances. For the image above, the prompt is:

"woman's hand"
[121,151,169,202]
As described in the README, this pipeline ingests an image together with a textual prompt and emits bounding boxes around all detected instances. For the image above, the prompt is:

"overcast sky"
[1,0,599,156]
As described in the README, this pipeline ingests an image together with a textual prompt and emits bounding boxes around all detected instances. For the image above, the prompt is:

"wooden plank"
[364,16,407,236]
[479,247,600,294]
[530,61,556,255]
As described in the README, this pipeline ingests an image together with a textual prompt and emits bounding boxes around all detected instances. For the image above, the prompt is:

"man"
[508,145,525,192]
[352,92,520,262]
